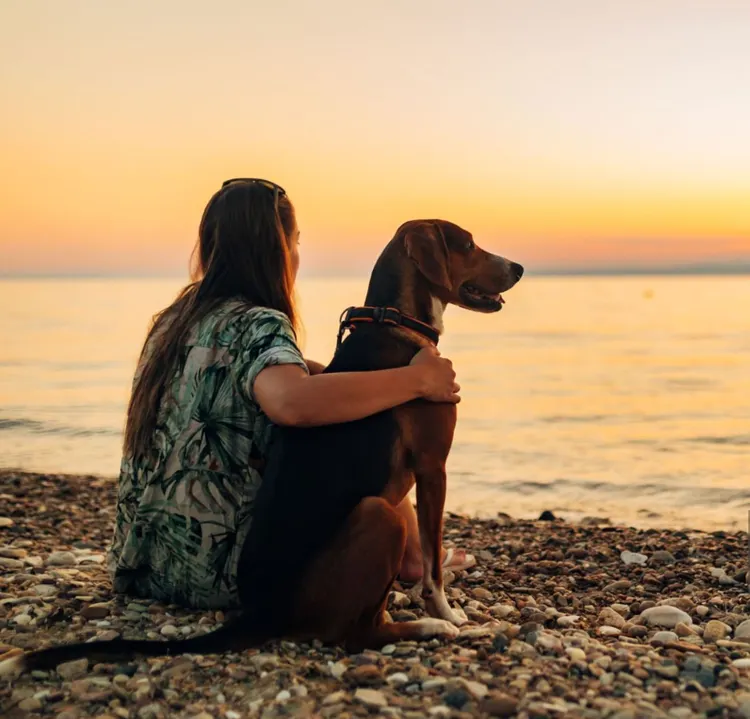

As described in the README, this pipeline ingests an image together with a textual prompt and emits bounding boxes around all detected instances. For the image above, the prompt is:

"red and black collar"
[336,306,440,349]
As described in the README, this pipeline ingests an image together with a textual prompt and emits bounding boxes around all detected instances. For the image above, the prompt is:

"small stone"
[650,550,676,565]
[46,551,76,567]
[557,615,580,628]
[490,604,515,619]
[160,624,179,638]
[275,689,291,702]
[329,661,348,679]
[598,607,627,629]
[81,603,110,620]
[444,688,471,709]
[598,626,621,637]
[604,580,632,593]
[0,557,24,569]
[381,644,396,655]
[0,518,14,528]
[703,620,730,643]
[1,547,27,559]
[675,622,697,637]
[32,584,58,597]
[733,658,750,669]
[640,606,691,628]
[323,690,347,705]
[461,679,489,700]
[473,587,493,601]
[481,693,518,717]
[386,672,409,687]
[345,664,383,687]
[535,632,563,654]
[538,510,556,521]
[621,551,647,565]
[651,631,678,645]
[18,697,43,711]
[566,647,587,661]
[390,591,410,607]
[354,688,388,709]
[422,677,447,691]
[56,658,89,680]
[736,619,750,640]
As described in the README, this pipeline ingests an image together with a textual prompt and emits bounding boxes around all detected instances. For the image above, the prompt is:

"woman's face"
[289,222,300,281]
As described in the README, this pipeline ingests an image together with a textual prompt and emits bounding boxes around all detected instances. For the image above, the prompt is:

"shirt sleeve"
[230,308,309,404]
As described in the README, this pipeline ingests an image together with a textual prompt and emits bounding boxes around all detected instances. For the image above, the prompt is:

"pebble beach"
[2,470,750,718]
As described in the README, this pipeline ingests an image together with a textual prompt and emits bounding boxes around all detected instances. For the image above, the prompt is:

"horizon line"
[2,264,750,281]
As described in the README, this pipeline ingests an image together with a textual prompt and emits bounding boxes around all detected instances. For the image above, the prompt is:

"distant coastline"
[2,263,750,280]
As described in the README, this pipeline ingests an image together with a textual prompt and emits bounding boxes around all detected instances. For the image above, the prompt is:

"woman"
[108,178,474,609]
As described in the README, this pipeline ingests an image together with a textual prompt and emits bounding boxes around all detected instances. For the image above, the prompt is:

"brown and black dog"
[0,219,523,676]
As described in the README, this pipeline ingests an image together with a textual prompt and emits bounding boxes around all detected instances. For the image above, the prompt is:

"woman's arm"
[305,358,327,375]
[254,346,459,427]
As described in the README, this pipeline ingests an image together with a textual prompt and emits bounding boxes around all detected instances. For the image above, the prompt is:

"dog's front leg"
[415,463,467,626]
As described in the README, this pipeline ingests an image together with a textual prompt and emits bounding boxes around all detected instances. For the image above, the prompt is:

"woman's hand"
[409,346,461,403]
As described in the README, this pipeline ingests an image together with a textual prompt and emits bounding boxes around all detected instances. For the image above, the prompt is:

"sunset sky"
[1,0,749,276]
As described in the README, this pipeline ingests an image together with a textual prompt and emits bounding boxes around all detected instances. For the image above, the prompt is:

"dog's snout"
[510,262,524,281]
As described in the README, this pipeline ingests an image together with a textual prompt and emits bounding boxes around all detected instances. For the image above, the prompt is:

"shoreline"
[2,470,750,718]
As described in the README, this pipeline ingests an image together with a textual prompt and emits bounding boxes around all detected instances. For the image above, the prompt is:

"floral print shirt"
[108,301,308,608]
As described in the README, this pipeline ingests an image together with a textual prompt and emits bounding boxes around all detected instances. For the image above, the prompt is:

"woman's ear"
[403,223,451,291]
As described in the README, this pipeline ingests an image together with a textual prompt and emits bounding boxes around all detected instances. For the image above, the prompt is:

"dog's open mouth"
[459,282,505,312]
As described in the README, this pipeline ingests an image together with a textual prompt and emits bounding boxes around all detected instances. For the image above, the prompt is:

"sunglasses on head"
[221,178,287,200]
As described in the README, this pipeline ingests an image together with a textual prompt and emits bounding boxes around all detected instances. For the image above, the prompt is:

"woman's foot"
[394,496,477,583]
[398,546,476,584]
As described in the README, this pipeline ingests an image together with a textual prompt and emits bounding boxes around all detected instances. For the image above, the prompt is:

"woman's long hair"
[123,182,298,458]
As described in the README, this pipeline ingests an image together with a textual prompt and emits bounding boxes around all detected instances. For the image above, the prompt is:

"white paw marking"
[413,618,460,639]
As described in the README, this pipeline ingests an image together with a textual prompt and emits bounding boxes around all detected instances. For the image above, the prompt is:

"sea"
[1,275,749,532]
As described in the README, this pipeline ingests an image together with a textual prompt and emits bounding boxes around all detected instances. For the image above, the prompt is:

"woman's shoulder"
[199,301,295,347]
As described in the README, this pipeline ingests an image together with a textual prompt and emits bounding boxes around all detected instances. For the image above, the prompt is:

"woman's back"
[108,300,308,608]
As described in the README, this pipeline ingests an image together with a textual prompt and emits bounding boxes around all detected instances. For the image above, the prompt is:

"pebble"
[640,606,692,627]
[481,694,519,717]
[651,631,678,645]
[736,619,750,640]
[32,584,58,597]
[598,607,627,629]
[46,551,77,567]
[354,687,388,708]
[0,517,14,528]
[0,557,24,569]
[386,672,409,687]
[56,658,89,680]
[703,619,730,643]
[81,602,110,620]
[160,624,180,638]
[621,551,647,565]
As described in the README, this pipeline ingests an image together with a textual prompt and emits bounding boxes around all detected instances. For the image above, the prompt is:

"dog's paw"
[444,606,469,627]
[413,618,461,640]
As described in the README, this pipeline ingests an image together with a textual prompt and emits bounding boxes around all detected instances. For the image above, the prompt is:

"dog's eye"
[465,240,475,251]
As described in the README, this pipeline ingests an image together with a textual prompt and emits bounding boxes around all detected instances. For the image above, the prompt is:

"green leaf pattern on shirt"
[107,302,307,608]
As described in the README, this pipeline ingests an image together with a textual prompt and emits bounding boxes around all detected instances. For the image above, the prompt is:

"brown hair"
[123,181,298,458]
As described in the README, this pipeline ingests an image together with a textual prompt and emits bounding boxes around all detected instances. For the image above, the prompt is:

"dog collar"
[336,306,440,349]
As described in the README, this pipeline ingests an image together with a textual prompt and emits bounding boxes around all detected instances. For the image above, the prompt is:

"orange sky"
[1,0,749,276]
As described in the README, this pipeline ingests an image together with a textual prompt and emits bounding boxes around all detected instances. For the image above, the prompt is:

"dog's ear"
[403,223,451,291]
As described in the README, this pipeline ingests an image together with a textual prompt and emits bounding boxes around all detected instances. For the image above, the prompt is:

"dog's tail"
[0,618,260,679]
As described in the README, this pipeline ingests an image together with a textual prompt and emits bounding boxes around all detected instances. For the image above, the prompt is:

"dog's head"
[397,219,523,312]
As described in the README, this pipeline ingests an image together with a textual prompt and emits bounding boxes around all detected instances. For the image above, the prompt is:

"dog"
[0,219,523,676]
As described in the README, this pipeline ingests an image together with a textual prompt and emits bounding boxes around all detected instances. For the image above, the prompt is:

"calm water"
[1,275,749,531]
